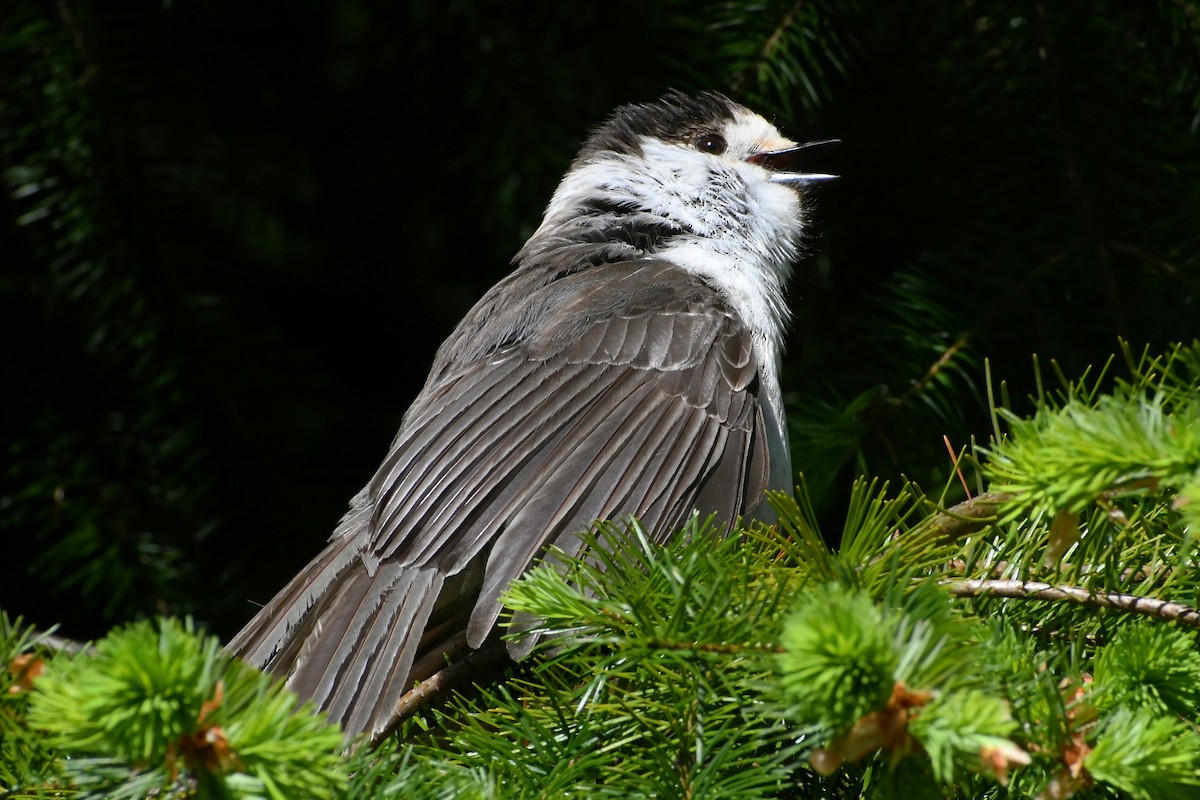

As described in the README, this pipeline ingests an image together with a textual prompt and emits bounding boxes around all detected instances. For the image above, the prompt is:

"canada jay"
[230,90,835,740]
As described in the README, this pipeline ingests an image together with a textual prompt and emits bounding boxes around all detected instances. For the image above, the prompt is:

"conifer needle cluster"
[5,342,1200,798]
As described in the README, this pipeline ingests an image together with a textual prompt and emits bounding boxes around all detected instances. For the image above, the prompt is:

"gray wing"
[229,259,775,740]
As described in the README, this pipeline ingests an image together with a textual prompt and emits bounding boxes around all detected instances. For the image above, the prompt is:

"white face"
[642,108,806,255]
[717,109,800,168]
[534,107,808,392]
[540,108,806,273]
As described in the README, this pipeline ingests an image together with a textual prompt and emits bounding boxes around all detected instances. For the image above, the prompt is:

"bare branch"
[943,578,1200,628]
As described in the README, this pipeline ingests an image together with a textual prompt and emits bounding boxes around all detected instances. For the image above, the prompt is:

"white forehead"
[721,109,797,158]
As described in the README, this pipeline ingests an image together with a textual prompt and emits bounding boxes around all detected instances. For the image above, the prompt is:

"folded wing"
[229,259,773,740]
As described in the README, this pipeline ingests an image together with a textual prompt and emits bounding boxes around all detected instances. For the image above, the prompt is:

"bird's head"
[529,90,835,283]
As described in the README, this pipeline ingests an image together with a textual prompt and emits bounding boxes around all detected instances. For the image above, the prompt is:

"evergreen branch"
[23,618,346,797]
[943,580,1200,628]
[981,350,1200,521]
[641,638,783,655]
[920,491,1014,543]
[891,331,972,412]
[730,0,808,94]
[1084,706,1200,800]
[1092,625,1200,718]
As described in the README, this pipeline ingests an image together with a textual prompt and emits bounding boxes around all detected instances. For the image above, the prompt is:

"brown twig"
[943,579,1200,628]
[920,491,1014,544]
[371,641,511,747]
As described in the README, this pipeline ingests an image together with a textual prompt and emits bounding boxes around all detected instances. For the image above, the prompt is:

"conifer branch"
[642,638,784,655]
[730,0,807,94]
[378,641,511,745]
[921,491,1014,543]
[943,579,1200,628]
[893,333,972,411]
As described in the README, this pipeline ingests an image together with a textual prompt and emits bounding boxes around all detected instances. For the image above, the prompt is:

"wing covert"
[362,261,773,647]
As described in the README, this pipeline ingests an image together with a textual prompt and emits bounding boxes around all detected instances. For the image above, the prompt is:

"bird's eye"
[695,134,727,155]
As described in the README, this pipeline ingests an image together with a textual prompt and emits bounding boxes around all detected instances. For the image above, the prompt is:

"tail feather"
[341,568,444,736]
[227,537,360,669]
[229,503,458,740]
[287,561,387,707]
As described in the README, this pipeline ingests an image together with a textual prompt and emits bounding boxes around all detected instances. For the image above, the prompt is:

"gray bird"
[229,90,835,741]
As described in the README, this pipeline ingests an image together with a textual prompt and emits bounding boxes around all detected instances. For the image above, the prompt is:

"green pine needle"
[24,617,346,799]
[983,342,1200,524]
[908,689,1021,784]
[1085,707,1200,800]
[1093,624,1200,718]
[28,617,220,765]
[776,586,898,732]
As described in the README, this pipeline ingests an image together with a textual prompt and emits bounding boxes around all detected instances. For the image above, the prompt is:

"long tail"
[227,501,470,740]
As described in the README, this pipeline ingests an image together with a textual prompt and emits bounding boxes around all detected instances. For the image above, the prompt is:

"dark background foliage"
[3,0,1198,642]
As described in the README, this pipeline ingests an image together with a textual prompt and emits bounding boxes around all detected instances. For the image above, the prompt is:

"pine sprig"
[1092,624,1200,719]
[907,689,1023,785]
[776,586,897,733]
[776,582,1026,785]
[0,613,64,798]
[983,342,1200,522]
[19,617,345,799]
[505,515,796,657]
[959,344,1200,622]
[665,0,861,119]
[985,391,1200,520]
[1083,707,1200,800]
[28,617,223,765]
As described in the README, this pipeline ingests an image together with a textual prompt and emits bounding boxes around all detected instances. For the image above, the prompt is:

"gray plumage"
[229,90,832,741]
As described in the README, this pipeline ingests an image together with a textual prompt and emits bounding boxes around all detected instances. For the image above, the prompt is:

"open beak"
[748,139,840,185]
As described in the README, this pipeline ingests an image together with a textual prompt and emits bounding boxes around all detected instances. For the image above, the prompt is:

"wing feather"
[370,362,605,563]
[229,259,781,741]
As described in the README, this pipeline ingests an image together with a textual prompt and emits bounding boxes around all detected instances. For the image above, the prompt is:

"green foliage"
[0,615,61,797]
[218,661,347,799]
[506,516,793,655]
[1084,708,1200,800]
[777,586,897,731]
[1092,625,1200,719]
[29,618,221,764]
[5,0,1200,798]
[984,343,1200,525]
[7,616,345,799]
[671,0,861,119]
[907,689,1020,785]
